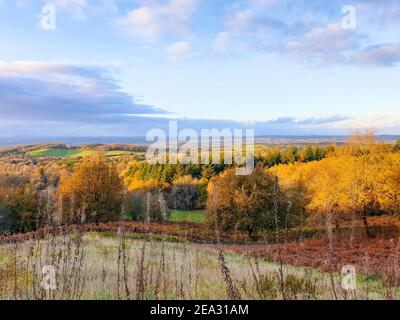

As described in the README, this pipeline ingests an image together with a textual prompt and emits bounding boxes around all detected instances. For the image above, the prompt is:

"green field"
[27,148,82,158]
[170,210,206,223]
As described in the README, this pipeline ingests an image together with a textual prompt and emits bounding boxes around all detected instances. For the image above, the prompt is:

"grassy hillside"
[0,232,388,300]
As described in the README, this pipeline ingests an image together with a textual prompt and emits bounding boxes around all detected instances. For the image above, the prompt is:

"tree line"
[0,136,399,238]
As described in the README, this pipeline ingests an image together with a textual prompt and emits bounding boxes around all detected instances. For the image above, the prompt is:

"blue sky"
[0,0,400,137]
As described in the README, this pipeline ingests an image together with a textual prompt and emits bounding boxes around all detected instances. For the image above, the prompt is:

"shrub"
[124,190,170,222]
[0,204,17,234]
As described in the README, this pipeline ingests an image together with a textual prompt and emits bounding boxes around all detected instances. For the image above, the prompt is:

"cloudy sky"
[0,0,400,137]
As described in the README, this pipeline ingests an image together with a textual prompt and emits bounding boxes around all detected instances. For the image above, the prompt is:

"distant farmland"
[27,148,82,158]
[27,148,141,159]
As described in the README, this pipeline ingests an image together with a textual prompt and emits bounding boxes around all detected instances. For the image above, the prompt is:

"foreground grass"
[170,210,206,224]
[0,231,395,300]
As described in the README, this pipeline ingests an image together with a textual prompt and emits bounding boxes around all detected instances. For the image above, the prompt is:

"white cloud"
[226,9,254,29]
[284,23,362,64]
[166,41,191,60]
[0,61,166,125]
[49,0,87,21]
[116,0,197,39]
[213,32,230,54]
[352,42,400,67]
[249,0,280,8]
[0,61,397,136]
[330,113,400,133]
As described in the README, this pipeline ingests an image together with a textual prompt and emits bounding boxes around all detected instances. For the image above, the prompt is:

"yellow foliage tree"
[275,146,400,237]
[58,155,124,224]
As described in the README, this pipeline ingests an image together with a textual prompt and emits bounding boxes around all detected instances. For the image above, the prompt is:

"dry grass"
[0,230,396,300]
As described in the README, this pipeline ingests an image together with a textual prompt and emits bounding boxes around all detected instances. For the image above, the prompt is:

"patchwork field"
[26,148,142,159]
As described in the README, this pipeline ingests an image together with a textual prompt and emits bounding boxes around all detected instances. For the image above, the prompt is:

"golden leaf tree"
[58,155,124,224]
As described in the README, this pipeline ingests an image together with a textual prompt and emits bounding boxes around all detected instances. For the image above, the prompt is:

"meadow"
[0,231,393,300]
[169,211,206,224]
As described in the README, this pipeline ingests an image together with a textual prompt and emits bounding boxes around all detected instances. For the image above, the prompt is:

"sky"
[0,0,400,137]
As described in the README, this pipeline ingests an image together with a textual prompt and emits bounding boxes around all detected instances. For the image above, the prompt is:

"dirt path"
[203,242,279,253]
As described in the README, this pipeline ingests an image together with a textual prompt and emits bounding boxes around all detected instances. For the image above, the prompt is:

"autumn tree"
[306,157,354,231]
[375,153,400,214]
[283,146,299,164]
[348,153,400,235]
[299,146,314,163]
[206,165,288,238]
[339,132,397,236]
[291,150,400,237]
[0,173,45,233]
[261,148,283,167]
[58,155,124,224]
[166,175,201,210]
[394,140,400,152]
[272,162,312,236]
[339,129,378,156]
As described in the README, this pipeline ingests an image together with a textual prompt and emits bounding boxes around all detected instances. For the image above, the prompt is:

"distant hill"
[0,135,399,148]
